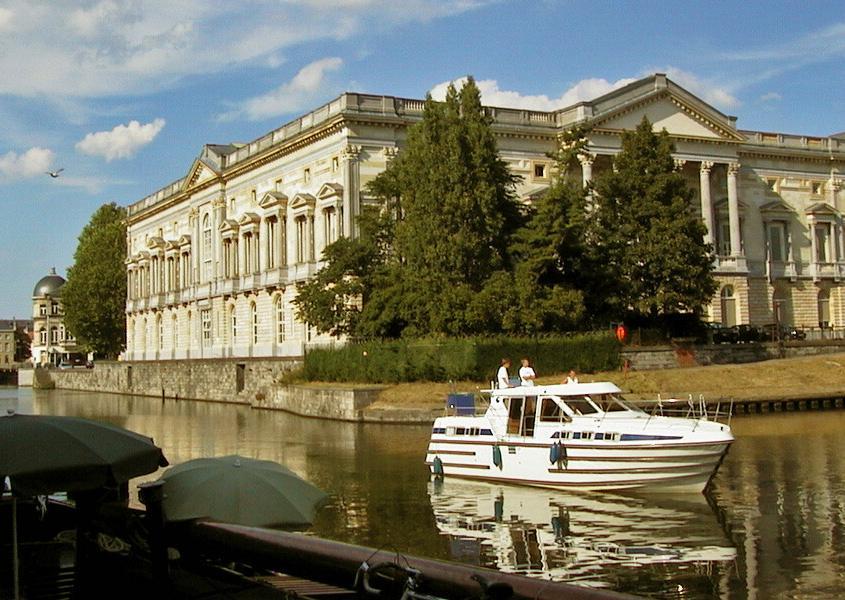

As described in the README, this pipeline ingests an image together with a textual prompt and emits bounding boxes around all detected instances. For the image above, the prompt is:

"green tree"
[508,125,593,332]
[62,203,128,358]
[295,77,524,337]
[588,117,716,323]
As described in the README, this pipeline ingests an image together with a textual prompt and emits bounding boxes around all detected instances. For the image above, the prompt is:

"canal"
[2,386,844,599]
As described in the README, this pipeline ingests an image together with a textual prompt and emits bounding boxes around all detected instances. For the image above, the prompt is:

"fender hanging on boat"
[432,456,444,476]
[492,445,503,470]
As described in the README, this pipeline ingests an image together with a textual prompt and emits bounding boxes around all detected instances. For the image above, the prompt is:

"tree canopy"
[588,117,716,322]
[295,77,524,337]
[62,203,128,358]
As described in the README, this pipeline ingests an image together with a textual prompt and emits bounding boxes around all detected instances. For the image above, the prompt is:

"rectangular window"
[201,309,212,347]
[304,168,311,184]
[768,222,787,262]
[812,181,823,195]
[533,163,547,178]
[816,224,831,262]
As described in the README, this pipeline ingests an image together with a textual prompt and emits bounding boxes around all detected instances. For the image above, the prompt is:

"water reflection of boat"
[428,479,737,586]
[426,383,734,492]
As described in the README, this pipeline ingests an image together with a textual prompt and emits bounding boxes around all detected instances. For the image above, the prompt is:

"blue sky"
[1,0,843,318]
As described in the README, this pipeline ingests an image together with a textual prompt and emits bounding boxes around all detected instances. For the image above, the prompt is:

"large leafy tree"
[295,77,524,337]
[588,117,716,323]
[62,203,128,358]
[507,125,593,332]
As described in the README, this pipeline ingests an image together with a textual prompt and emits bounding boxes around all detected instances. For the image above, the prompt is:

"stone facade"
[30,269,81,366]
[125,73,845,360]
[0,321,15,365]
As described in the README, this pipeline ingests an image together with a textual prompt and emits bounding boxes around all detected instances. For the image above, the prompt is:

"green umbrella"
[0,412,168,497]
[0,411,168,600]
[159,455,328,529]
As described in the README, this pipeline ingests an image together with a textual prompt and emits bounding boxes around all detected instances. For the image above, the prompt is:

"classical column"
[341,144,362,237]
[727,162,742,256]
[579,153,595,189]
[699,161,714,246]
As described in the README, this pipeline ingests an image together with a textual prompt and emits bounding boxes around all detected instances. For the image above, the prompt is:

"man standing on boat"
[497,358,512,388]
[519,357,536,386]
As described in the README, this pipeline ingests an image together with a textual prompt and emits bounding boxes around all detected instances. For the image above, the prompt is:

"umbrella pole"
[12,496,20,600]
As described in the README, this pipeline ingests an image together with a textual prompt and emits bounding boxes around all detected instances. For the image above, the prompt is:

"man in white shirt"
[519,357,536,386]
[497,358,512,389]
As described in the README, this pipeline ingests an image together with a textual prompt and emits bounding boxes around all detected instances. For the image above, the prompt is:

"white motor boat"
[425,382,733,493]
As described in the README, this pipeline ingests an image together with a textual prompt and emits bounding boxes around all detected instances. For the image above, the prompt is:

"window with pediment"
[815,223,832,263]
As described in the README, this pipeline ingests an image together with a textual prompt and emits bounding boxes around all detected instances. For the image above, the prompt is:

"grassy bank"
[368,352,845,410]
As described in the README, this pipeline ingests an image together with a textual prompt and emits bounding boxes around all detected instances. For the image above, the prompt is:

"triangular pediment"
[146,236,166,250]
[290,193,316,210]
[806,202,839,217]
[219,218,239,233]
[760,199,794,217]
[177,234,191,247]
[316,183,343,200]
[588,76,743,142]
[238,212,260,227]
[259,191,288,209]
[183,156,222,191]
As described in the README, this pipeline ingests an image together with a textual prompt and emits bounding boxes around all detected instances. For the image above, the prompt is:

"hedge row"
[301,333,621,383]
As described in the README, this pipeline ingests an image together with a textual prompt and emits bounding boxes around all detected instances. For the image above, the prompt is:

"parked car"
[704,322,737,344]
[734,324,763,343]
[760,323,807,341]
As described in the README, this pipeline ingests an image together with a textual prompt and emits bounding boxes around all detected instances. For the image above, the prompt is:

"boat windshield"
[560,396,600,416]
[590,393,646,414]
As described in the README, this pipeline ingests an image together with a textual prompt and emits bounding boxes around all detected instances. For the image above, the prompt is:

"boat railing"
[644,395,733,425]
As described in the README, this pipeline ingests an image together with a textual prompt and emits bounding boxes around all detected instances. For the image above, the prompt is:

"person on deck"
[519,357,536,386]
[565,369,579,384]
[497,358,512,389]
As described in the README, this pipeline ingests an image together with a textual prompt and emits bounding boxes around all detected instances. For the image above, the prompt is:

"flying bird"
[46,168,64,178]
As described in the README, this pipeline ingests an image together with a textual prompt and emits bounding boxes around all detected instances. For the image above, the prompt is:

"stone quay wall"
[39,359,388,422]
[623,340,845,370]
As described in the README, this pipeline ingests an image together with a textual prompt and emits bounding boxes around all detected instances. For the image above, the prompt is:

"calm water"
[2,386,844,599]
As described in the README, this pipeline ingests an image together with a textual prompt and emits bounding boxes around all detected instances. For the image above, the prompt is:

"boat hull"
[426,438,731,493]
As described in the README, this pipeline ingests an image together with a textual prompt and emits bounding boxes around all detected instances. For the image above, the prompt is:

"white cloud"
[0,1,488,98]
[430,76,638,111]
[0,147,55,178]
[75,118,165,161]
[760,92,782,103]
[220,57,343,121]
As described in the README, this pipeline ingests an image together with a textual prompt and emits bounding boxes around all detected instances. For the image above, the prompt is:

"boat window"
[539,397,569,422]
[507,397,524,434]
[609,395,647,413]
[523,397,537,437]
[562,397,600,416]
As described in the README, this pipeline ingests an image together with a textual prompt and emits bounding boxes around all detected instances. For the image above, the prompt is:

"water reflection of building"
[428,479,736,590]
[712,412,845,599]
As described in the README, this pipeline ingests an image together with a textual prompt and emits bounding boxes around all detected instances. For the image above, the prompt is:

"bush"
[302,332,621,383]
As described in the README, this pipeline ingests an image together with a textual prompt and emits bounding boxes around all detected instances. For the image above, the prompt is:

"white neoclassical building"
[124,73,845,360]
[30,269,81,366]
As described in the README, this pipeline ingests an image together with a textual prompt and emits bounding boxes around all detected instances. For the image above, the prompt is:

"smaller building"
[0,320,15,365]
[30,268,81,366]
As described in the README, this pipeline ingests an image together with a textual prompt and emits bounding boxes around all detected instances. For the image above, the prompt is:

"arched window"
[720,286,737,327]
[250,302,258,345]
[172,313,178,349]
[50,326,59,344]
[186,311,192,347]
[274,296,285,344]
[818,288,831,328]
[157,314,163,350]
